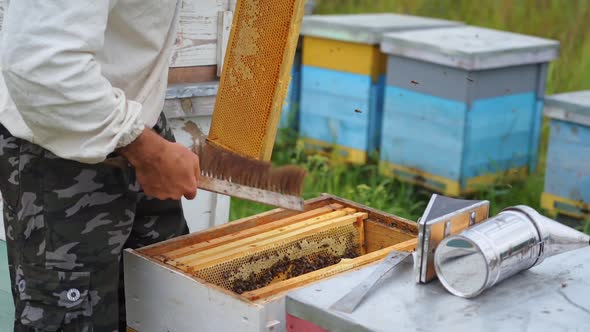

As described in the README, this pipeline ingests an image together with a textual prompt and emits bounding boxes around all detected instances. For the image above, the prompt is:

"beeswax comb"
[208,0,306,161]
[193,0,308,211]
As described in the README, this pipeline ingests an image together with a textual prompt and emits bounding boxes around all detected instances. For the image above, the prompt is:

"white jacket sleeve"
[1,0,145,164]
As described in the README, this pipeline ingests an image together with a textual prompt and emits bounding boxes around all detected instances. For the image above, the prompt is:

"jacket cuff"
[115,116,145,149]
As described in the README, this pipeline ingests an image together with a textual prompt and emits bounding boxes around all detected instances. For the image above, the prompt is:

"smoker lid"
[300,13,462,45]
[544,90,590,126]
[381,26,560,70]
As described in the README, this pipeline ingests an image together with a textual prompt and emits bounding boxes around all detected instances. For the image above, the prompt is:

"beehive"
[541,91,590,221]
[208,0,306,161]
[124,195,417,332]
[298,14,462,164]
[279,0,317,131]
[280,51,302,130]
[380,26,559,196]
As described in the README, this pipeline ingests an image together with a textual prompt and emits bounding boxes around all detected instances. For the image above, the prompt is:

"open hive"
[136,195,417,303]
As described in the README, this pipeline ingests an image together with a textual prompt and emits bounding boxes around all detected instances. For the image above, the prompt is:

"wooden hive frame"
[136,194,418,304]
[207,0,308,161]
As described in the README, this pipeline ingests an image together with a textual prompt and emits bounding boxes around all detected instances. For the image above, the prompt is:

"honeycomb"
[208,0,307,161]
[191,223,360,293]
[162,209,364,295]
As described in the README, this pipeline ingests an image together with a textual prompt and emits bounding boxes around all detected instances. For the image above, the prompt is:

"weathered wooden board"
[363,220,414,252]
[164,95,216,118]
[170,0,231,68]
[216,10,233,76]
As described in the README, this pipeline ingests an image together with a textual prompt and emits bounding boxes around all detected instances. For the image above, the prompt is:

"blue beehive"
[279,0,316,131]
[380,26,559,196]
[280,51,303,130]
[298,14,462,164]
[541,91,590,220]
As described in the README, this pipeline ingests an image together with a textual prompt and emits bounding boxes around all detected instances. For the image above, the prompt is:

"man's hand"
[118,128,200,200]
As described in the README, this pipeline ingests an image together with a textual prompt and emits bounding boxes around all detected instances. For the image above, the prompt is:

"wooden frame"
[175,212,366,272]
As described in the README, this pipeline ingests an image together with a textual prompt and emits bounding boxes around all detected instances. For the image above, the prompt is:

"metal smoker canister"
[434,206,590,298]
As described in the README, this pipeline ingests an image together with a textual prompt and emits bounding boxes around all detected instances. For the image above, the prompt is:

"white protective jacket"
[0,0,180,163]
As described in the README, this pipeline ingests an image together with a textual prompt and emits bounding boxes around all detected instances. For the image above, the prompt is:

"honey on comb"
[209,0,306,161]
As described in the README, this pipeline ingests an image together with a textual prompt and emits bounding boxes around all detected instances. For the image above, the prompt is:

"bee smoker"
[434,205,590,298]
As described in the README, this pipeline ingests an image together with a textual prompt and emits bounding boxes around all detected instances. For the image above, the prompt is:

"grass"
[230,0,590,231]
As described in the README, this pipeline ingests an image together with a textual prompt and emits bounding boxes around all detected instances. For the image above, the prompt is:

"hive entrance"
[152,203,416,301]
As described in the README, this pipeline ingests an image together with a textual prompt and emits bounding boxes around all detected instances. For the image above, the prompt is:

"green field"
[230,0,590,232]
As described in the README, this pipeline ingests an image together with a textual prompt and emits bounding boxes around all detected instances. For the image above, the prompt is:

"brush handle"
[198,175,304,211]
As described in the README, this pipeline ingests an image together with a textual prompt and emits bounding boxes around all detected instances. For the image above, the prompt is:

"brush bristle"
[193,139,306,197]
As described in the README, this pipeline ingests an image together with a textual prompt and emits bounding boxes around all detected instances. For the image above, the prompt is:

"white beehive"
[124,195,418,332]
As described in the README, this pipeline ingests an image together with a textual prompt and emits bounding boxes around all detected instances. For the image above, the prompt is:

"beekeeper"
[0,0,200,330]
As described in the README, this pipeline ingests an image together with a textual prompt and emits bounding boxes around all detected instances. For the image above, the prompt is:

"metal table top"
[287,249,590,332]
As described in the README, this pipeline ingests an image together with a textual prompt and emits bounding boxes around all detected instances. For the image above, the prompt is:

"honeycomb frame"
[208,0,307,161]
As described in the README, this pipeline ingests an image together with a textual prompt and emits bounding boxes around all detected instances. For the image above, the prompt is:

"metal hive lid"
[544,90,590,126]
[300,13,462,45]
[381,25,560,70]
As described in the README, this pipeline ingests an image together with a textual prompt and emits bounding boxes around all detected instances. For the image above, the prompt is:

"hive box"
[380,26,559,196]
[280,51,303,130]
[124,195,417,332]
[279,0,317,130]
[298,14,462,164]
[541,91,590,220]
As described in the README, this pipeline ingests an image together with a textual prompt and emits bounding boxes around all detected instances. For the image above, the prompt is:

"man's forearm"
[118,128,167,168]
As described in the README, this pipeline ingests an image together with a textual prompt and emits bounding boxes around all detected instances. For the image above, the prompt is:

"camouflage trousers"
[0,114,189,331]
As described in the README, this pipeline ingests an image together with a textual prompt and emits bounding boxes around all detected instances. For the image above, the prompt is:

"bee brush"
[188,122,306,211]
